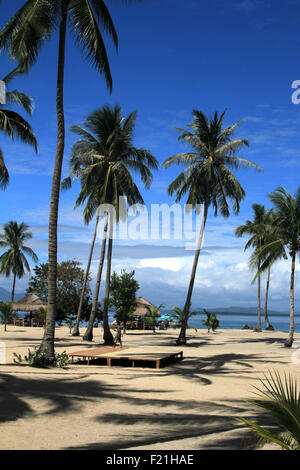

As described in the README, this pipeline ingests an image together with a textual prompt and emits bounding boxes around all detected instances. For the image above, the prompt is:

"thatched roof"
[12,294,47,312]
[132,297,161,318]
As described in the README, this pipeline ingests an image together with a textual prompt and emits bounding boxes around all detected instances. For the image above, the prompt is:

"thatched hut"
[124,297,161,330]
[12,294,46,312]
[111,297,163,330]
[12,294,46,326]
[133,297,161,318]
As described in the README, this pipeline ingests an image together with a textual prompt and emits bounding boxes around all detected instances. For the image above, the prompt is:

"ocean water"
[191,314,300,333]
[84,312,300,333]
[16,311,300,333]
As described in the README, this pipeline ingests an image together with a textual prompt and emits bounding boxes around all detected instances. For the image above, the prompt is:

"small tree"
[37,307,47,328]
[110,270,140,333]
[201,309,220,333]
[145,304,165,333]
[64,316,76,334]
[0,302,13,331]
[170,306,199,331]
[26,260,93,324]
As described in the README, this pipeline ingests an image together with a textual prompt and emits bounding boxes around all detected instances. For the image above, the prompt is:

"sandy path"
[0,325,299,450]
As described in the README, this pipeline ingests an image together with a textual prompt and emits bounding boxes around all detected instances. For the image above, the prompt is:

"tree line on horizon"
[0,1,299,364]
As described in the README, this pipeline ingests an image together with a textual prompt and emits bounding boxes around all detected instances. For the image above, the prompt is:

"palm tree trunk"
[102,212,114,345]
[72,215,100,336]
[38,1,68,361]
[256,273,262,331]
[264,266,272,330]
[285,252,296,347]
[83,212,109,341]
[177,200,208,345]
[11,272,16,303]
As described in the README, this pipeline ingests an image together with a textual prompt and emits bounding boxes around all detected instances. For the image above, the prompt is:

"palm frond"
[5,90,34,116]
[0,148,9,189]
[69,0,117,93]
[0,109,37,151]
[0,0,59,68]
[239,371,300,449]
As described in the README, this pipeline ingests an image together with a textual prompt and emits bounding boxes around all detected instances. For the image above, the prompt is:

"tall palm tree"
[63,105,158,343]
[248,209,286,330]
[257,187,300,347]
[62,170,102,337]
[0,65,37,188]
[235,204,275,331]
[0,0,120,362]
[163,109,262,345]
[0,221,38,301]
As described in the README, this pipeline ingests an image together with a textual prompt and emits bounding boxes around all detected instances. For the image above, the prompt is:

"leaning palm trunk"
[72,214,100,336]
[256,272,262,331]
[83,212,109,342]
[38,3,67,361]
[264,266,272,330]
[285,252,296,347]
[177,201,208,345]
[11,271,16,303]
[102,212,114,345]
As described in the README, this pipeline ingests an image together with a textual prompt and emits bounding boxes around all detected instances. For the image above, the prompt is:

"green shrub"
[202,309,220,332]
[13,347,70,368]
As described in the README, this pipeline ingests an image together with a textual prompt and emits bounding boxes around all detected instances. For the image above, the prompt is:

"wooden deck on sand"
[68,347,183,369]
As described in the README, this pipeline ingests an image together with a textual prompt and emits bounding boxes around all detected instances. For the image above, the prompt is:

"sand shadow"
[64,397,281,450]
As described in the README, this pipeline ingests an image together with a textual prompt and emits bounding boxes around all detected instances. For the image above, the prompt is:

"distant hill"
[203,306,299,316]
[0,287,25,302]
[162,305,299,316]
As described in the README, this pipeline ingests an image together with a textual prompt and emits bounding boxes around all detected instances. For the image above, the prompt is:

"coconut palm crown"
[164,109,262,216]
[0,221,38,302]
[0,65,37,189]
[63,104,158,222]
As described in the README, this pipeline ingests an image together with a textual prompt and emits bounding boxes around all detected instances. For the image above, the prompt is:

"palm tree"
[62,170,102,337]
[0,302,14,332]
[169,306,199,331]
[163,109,262,345]
[201,309,219,333]
[0,0,120,362]
[235,204,275,331]
[0,221,38,301]
[248,209,286,331]
[257,187,300,347]
[0,65,37,188]
[144,304,165,333]
[63,105,158,343]
[238,371,300,450]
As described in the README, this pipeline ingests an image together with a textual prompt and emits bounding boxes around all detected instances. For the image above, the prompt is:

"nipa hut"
[12,294,46,326]
[128,297,161,330]
[133,297,161,318]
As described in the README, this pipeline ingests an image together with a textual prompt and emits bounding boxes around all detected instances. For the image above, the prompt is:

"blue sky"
[1,0,300,312]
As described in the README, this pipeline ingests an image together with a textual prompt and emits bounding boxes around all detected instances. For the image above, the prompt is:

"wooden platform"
[68,346,183,369]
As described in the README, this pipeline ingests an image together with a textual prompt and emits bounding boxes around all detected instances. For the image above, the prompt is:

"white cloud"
[139,257,188,272]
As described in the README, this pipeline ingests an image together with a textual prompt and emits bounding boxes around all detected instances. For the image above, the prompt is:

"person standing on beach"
[113,322,122,348]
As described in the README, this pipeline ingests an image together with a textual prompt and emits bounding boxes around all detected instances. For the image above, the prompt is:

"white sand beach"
[0,325,299,450]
